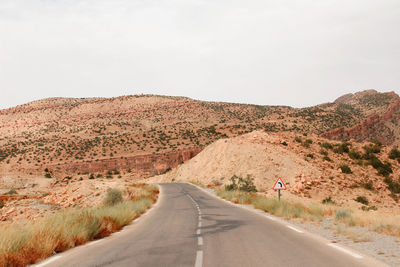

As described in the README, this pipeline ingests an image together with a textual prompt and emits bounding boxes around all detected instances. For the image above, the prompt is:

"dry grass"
[0,184,158,267]
[216,189,400,237]
[335,226,372,243]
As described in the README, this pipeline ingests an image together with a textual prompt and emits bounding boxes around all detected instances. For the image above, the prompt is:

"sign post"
[273,177,287,201]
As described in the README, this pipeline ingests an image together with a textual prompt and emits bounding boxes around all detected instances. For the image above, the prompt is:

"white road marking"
[286,225,304,233]
[195,250,203,267]
[198,221,202,227]
[87,240,103,246]
[34,256,61,267]
[197,229,201,235]
[265,215,277,221]
[328,243,363,259]
[199,215,202,220]
[198,236,203,245]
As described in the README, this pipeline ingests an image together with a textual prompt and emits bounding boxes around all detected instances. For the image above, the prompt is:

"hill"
[150,131,400,212]
[0,90,399,180]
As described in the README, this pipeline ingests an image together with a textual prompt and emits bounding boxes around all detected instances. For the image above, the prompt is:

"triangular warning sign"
[273,177,287,190]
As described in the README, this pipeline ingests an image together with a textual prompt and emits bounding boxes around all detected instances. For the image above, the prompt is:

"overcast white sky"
[0,0,399,109]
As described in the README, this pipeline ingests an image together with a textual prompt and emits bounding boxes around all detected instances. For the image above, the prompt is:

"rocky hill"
[0,90,399,180]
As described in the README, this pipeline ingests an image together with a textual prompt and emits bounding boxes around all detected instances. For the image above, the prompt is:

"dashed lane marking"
[198,236,203,246]
[195,250,203,267]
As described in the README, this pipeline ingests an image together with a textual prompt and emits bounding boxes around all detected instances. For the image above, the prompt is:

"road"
[41,183,386,267]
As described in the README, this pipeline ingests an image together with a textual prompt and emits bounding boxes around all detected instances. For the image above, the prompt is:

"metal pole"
[278,190,281,202]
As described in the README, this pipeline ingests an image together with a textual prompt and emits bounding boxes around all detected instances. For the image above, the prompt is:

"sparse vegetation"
[361,180,374,191]
[389,147,400,161]
[103,188,123,206]
[339,164,352,174]
[320,142,333,150]
[355,196,369,205]
[225,175,257,192]
[322,196,335,204]
[0,184,158,267]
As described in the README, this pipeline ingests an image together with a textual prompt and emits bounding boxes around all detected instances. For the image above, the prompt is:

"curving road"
[39,183,387,267]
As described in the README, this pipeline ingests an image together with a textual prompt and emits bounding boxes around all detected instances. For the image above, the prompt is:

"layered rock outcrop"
[322,95,400,146]
[48,148,202,176]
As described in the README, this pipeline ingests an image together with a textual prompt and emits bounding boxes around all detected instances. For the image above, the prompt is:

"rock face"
[48,148,202,176]
[322,92,400,146]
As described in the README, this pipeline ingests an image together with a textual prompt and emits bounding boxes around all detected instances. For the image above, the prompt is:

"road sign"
[273,177,287,191]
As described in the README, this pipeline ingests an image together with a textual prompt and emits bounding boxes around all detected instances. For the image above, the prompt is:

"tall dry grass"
[216,189,400,237]
[0,184,158,267]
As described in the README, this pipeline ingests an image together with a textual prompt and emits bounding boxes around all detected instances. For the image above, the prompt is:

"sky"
[0,0,399,109]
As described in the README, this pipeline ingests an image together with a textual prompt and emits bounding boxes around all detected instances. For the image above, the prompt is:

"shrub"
[361,180,374,191]
[306,153,314,159]
[6,189,17,195]
[322,196,335,204]
[295,136,302,143]
[320,150,328,156]
[0,200,4,209]
[384,177,400,194]
[355,196,369,205]
[89,174,95,179]
[389,147,400,160]
[335,209,351,220]
[44,173,52,178]
[363,144,381,154]
[321,142,333,150]
[339,164,352,174]
[281,141,288,146]
[348,150,361,160]
[323,156,331,162]
[333,142,350,154]
[103,189,123,206]
[225,175,257,192]
[368,155,393,176]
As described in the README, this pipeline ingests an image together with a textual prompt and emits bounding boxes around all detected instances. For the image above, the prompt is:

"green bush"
[348,150,361,160]
[6,189,17,195]
[368,155,392,176]
[389,147,400,160]
[363,144,381,154]
[322,196,335,204]
[89,174,95,179]
[319,150,328,156]
[333,142,350,154]
[103,189,123,206]
[295,136,302,143]
[361,180,374,191]
[44,173,52,178]
[323,156,331,162]
[225,175,257,192]
[321,142,333,150]
[355,196,369,205]
[281,141,288,146]
[384,177,400,194]
[0,200,4,209]
[339,164,352,174]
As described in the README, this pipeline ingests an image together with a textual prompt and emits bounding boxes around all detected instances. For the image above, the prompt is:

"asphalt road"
[40,183,387,267]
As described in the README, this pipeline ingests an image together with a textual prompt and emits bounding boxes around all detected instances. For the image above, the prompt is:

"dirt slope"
[150,131,400,213]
